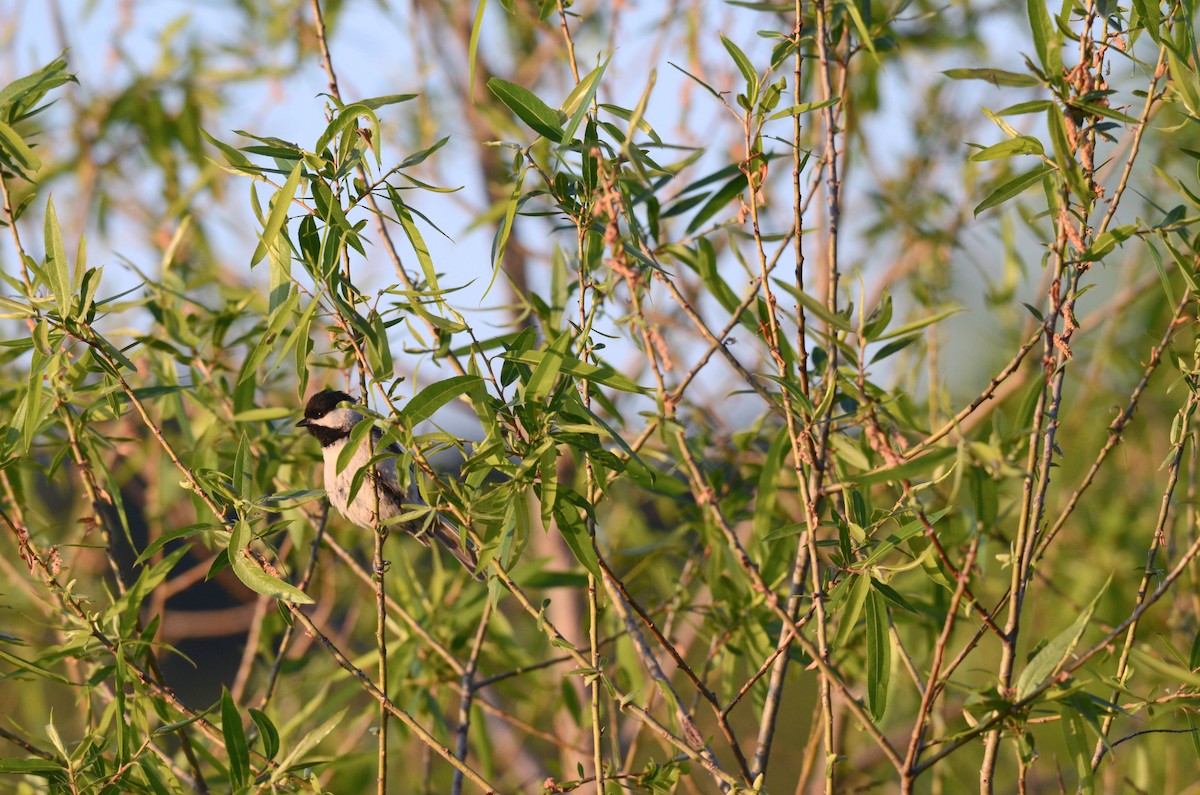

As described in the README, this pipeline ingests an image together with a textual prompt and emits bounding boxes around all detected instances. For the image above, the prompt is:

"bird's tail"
[428,519,483,581]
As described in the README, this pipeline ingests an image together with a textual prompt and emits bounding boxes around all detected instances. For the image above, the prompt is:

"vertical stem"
[450,599,494,795]
[374,518,388,795]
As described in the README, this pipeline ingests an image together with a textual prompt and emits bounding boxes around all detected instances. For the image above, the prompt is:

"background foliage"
[2,1,1200,793]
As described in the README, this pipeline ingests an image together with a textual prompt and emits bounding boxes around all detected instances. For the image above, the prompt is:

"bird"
[296,389,481,579]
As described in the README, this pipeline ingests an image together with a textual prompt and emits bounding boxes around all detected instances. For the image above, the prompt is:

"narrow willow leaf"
[526,332,571,402]
[221,688,250,792]
[850,447,957,488]
[833,573,871,648]
[772,279,853,333]
[554,502,602,581]
[974,163,1054,216]
[842,0,878,57]
[251,161,302,266]
[490,166,525,277]
[232,407,294,422]
[269,709,347,783]
[233,432,252,498]
[1131,0,1161,44]
[1060,706,1094,793]
[43,197,72,318]
[561,55,612,143]
[487,77,564,142]
[503,349,646,393]
[228,520,313,604]
[969,136,1044,162]
[943,68,1041,87]
[335,416,375,477]
[1126,646,1200,688]
[1014,575,1109,700]
[390,186,438,292]
[401,374,483,426]
[754,430,790,538]
[468,0,487,97]
[0,118,41,174]
[315,103,381,169]
[875,307,963,340]
[685,173,747,234]
[1027,0,1056,77]
[1080,225,1136,262]
[766,96,839,121]
[201,128,256,173]
[539,445,558,531]
[248,708,280,761]
[0,295,34,317]
[865,589,890,721]
[720,34,758,95]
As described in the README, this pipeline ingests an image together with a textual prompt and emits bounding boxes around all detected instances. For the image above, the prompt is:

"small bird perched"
[296,389,481,579]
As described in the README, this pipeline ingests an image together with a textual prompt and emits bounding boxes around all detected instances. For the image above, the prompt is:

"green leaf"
[842,0,877,58]
[969,136,1044,162]
[875,307,963,340]
[561,55,612,143]
[390,188,439,293]
[943,67,1041,87]
[355,93,417,110]
[685,173,748,234]
[850,447,957,488]
[539,444,558,531]
[228,519,313,604]
[864,506,955,569]
[43,197,71,318]
[468,0,487,98]
[754,429,790,538]
[996,99,1054,116]
[251,161,302,266]
[248,708,280,761]
[487,77,565,143]
[527,332,571,402]
[865,589,890,721]
[772,279,853,333]
[232,407,295,422]
[720,34,758,95]
[1027,0,1061,78]
[0,295,34,318]
[1015,575,1109,701]
[1060,705,1094,793]
[0,758,62,775]
[221,687,250,791]
[201,128,257,174]
[974,162,1055,216]
[0,118,41,175]
[503,349,646,393]
[554,501,602,581]
[401,375,484,426]
[1080,225,1136,262]
[233,432,253,498]
[1132,0,1162,44]
[0,648,71,684]
[490,166,525,274]
[765,96,839,121]
[336,415,375,477]
[1126,646,1200,689]
[0,54,73,117]
[833,573,871,648]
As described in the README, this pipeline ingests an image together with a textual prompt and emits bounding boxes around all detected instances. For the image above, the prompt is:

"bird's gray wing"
[368,427,406,496]
[371,428,483,579]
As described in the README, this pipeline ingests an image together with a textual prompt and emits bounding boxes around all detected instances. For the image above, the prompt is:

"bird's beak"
[295,418,310,428]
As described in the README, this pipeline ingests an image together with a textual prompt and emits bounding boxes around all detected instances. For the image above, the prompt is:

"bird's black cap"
[295,389,355,427]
